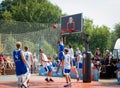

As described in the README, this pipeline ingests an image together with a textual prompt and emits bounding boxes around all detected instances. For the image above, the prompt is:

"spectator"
[75,47,81,57]
[95,48,101,61]
[82,47,86,55]
[0,53,6,75]
[33,55,39,73]
[116,60,120,70]
[6,56,14,69]
[105,50,113,65]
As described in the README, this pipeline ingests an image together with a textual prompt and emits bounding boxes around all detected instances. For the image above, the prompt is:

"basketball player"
[13,42,30,88]
[63,48,71,87]
[68,44,79,81]
[24,46,34,87]
[39,49,54,82]
[56,37,64,75]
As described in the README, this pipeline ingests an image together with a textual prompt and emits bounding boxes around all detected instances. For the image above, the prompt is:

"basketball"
[52,24,57,29]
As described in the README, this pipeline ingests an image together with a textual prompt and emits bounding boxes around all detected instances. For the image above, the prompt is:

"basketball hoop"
[68,29,73,34]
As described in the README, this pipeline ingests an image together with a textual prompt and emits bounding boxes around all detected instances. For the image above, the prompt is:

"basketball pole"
[82,20,91,82]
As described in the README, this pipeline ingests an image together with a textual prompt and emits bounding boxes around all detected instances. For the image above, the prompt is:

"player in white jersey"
[68,44,79,81]
[24,46,34,87]
[63,48,71,87]
[39,49,54,82]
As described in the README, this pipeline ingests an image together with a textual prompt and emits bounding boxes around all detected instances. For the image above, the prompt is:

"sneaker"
[27,82,30,87]
[68,82,71,86]
[45,78,49,82]
[77,77,80,81]
[18,86,21,88]
[22,82,28,88]
[49,78,54,82]
[64,84,69,87]
[18,84,22,88]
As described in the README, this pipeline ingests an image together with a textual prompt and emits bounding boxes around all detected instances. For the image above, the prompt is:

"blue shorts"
[64,69,71,75]
[78,63,82,69]
[44,66,52,72]
[52,62,58,67]
[16,66,27,76]
[58,51,64,61]
[72,59,76,66]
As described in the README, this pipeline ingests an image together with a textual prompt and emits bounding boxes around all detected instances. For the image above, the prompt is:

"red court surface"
[0,74,120,88]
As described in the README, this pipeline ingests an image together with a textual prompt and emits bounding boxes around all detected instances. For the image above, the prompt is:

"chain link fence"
[0,20,60,58]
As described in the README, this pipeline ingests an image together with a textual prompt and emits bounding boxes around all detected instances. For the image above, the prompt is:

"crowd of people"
[91,48,120,79]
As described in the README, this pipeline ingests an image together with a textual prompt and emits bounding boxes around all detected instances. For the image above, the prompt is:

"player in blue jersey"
[13,42,30,88]
[56,37,65,75]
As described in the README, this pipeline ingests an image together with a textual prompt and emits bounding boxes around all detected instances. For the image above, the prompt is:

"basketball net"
[68,29,73,34]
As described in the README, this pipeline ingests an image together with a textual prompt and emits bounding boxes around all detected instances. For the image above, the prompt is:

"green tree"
[0,0,62,23]
[110,23,120,50]
[43,40,56,57]
[1,10,12,20]
[22,39,38,53]
[114,23,120,38]
[0,0,62,34]
[83,18,111,55]
[89,26,110,55]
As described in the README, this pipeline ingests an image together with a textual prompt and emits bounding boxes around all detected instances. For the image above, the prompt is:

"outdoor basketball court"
[0,74,120,88]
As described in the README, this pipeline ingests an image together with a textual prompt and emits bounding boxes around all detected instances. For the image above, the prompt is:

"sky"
[0,0,120,30]
[49,0,120,30]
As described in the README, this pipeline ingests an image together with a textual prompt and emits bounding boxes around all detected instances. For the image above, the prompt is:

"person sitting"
[6,56,14,69]
[95,48,101,61]
[0,53,7,75]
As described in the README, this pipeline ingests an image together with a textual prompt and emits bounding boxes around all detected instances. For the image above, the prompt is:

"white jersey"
[64,53,71,69]
[78,54,83,63]
[68,48,74,59]
[24,51,32,66]
[91,62,94,68]
[34,58,39,66]
[76,50,81,56]
[41,53,50,67]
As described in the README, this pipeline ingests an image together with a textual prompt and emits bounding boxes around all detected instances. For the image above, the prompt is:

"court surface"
[0,74,120,88]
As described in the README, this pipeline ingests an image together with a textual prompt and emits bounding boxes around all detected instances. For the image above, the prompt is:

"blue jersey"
[58,43,64,61]
[117,63,120,69]
[13,49,27,76]
[59,43,64,52]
